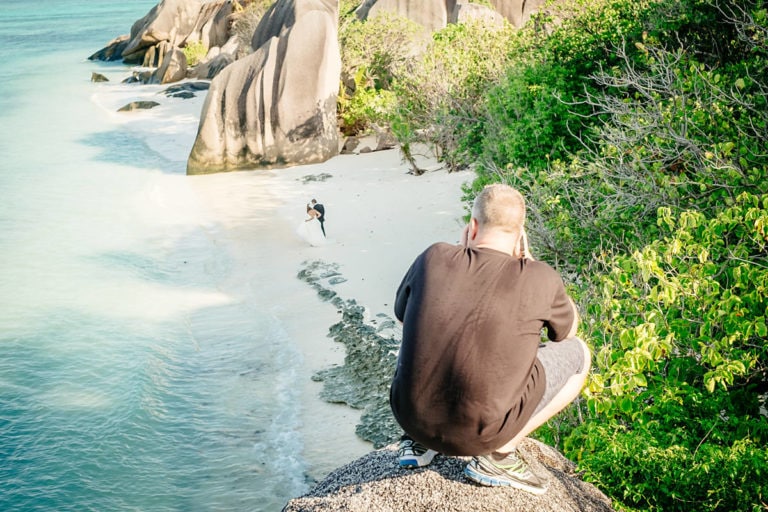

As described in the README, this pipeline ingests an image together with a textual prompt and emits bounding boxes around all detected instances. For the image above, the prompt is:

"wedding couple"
[296,198,326,246]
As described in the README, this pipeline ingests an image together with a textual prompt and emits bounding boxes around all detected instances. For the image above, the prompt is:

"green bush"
[337,12,422,134]
[462,0,657,203]
[389,20,518,172]
[453,2,768,510]
[583,193,768,409]
[478,29,768,266]
[569,417,768,512]
[533,163,768,512]
[479,61,585,174]
[182,40,207,66]
[338,67,398,132]
[334,1,768,509]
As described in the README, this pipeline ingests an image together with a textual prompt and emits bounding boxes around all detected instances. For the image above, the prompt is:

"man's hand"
[521,228,534,260]
[566,297,579,338]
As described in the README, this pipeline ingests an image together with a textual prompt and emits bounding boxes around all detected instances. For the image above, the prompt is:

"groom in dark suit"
[311,199,326,237]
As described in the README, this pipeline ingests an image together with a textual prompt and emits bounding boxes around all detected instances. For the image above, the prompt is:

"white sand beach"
[186,151,472,479]
[92,81,473,481]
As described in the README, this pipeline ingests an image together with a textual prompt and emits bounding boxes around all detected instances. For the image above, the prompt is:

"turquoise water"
[0,2,327,510]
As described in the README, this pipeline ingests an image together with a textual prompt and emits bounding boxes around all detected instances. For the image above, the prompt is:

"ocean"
[0,1,369,510]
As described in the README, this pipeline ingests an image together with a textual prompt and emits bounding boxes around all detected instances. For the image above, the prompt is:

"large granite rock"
[90,0,236,78]
[148,47,188,84]
[122,0,204,63]
[355,0,550,30]
[489,0,548,27]
[355,0,456,32]
[142,40,174,68]
[190,50,235,80]
[283,438,615,512]
[88,34,130,61]
[180,0,232,50]
[450,1,506,27]
[188,34,241,79]
[186,0,341,174]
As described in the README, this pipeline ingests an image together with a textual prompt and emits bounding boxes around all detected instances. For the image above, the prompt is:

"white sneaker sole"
[464,464,548,495]
[398,449,438,468]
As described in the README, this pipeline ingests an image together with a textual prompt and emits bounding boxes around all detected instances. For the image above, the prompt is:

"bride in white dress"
[296,204,327,246]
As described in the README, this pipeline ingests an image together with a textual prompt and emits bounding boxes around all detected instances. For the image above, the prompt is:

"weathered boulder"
[186,34,241,79]
[122,0,204,62]
[92,0,232,75]
[355,0,550,30]
[186,0,341,174]
[218,33,241,57]
[118,101,161,112]
[88,34,130,61]
[373,125,398,151]
[142,40,175,68]
[123,70,154,84]
[489,0,548,27]
[163,81,210,98]
[165,81,210,94]
[180,0,232,49]
[91,72,109,82]
[283,438,615,512]
[148,47,188,84]
[190,50,235,79]
[450,1,506,26]
[355,0,456,32]
[341,136,360,154]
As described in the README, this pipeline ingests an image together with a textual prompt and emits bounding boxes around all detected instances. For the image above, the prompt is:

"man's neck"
[474,243,517,258]
[470,231,521,258]
[469,236,519,258]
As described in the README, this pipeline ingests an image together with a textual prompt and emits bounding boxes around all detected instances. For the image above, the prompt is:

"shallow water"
[0,2,366,510]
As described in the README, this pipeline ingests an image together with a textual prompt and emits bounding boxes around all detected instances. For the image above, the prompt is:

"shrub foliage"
[339,0,768,510]
[457,1,767,511]
[337,11,421,134]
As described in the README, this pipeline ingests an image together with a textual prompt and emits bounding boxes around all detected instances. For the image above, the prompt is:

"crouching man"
[390,184,591,495]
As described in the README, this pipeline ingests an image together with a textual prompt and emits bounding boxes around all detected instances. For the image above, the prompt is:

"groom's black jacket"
[314,204,325,221]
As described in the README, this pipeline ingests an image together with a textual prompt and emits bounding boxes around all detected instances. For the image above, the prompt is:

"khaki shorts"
[533,337,587,415]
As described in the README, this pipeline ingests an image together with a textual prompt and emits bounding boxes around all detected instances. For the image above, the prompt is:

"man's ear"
[468,218,479,240]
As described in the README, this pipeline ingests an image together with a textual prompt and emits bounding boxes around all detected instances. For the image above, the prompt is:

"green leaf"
[755,318,767,337]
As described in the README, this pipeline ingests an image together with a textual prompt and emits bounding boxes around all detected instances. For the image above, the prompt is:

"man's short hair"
[472,184,525,232]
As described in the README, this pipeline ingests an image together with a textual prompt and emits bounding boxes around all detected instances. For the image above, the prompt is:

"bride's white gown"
[296,218,326,246]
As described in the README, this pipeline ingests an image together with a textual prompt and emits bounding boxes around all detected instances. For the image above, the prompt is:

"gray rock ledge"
[283,438,614,512]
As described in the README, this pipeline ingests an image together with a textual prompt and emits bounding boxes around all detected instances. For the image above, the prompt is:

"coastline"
[269,151,473,455]
[185,148,473,484]
[225,150,473,478]
[91,80,473,482]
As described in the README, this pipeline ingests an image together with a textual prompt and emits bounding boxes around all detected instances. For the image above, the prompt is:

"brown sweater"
[390,243,574,455]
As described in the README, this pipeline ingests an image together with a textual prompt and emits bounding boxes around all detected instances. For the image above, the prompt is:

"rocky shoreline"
[297,259,402,449]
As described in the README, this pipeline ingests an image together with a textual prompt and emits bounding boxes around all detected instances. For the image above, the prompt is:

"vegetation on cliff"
[328,1,768,511]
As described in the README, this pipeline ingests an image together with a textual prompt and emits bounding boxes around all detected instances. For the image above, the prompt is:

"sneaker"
[464,451,549,495]
[397,435,438,468]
